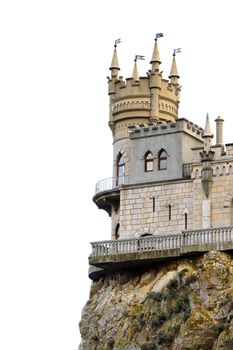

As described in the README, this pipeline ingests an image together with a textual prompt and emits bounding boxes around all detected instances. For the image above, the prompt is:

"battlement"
[111,76,179,121]
[128,118,204,142]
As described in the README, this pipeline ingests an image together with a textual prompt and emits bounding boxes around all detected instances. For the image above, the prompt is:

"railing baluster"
[90,226,233,262]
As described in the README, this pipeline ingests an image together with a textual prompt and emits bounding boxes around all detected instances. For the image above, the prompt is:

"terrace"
[89,226,233,280]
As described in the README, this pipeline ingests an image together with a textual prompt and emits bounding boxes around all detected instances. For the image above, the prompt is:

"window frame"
[116,153,125,186]
[144,151,154,172]
[158,149,167,170]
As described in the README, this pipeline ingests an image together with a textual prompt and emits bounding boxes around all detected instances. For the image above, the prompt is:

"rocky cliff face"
[79,252,233,350]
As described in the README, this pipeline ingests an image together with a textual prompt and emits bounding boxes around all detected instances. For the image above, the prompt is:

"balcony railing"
[95,176,125,194]
[95,166,193,195]
[90,226,233,260]
[90,233,182,257]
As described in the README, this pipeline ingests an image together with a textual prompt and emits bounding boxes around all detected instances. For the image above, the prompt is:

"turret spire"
[203,113,213,154]
[203,113,212,137]
[150,38,161,67]
[110,41,120,79]
[169,52,179,84]
[132,57,139,82]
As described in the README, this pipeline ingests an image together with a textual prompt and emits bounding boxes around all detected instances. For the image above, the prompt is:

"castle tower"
[108,37,181,141]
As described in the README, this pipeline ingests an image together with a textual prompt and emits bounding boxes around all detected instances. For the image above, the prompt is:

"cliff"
[79,251,233,350]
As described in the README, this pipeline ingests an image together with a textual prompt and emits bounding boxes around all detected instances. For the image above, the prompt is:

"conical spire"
[110,44,120,70]
[203,113,212,137]
[169,53,179,79]
[132,58,139,82]
[150,38,161,64]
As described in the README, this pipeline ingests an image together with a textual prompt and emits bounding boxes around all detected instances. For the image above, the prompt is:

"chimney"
[215,116,224,145]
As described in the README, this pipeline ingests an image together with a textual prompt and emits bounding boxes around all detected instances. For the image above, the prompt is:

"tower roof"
[150,38,161,64]
[169,53,179,78]
[110,44,120,70]
[132,58,139,81]
[203,113,213,137]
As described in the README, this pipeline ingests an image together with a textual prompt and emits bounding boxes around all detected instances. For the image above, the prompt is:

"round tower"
[108,38,181,141]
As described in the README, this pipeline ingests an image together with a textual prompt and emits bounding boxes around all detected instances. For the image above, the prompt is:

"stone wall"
[119,180,193,238]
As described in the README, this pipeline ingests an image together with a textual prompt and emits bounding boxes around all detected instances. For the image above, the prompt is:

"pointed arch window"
[116,153,125,186]
[145,151,154,172]
[158,149,167,170]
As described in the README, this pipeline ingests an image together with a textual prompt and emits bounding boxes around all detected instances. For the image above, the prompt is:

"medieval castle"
[88,37,233,280]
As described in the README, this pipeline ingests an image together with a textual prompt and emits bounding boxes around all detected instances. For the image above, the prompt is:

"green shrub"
[141,341,157,350]
[178,268,189,280]
[213,322,226,336]
[151,291,163,301]
[185,274,198,285]
[156,331,173,344]
[167,278,178,290]
[151,311,167,327]
[183,306,191,321]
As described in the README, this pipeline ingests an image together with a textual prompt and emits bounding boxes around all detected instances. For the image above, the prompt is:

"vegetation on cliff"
[79,251,233,350]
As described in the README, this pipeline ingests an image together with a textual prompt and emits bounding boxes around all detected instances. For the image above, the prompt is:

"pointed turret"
[150,38,161,72]
[169,52,179,84]
[203,113,213,153]
[201,114,214,199]
[132,58,139,82]
[203,113,212,137]
[109,44,120,79]
[149,38,162,121]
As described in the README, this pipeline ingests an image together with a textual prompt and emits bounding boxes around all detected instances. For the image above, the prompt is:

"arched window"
[158,149,167,170]
[116,153,125,185]
[145,151,154,172]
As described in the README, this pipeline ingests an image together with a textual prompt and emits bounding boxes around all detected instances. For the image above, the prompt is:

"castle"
[89,37,233,280]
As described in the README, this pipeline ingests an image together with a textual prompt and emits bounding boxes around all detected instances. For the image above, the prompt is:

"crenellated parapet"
[108,38,181,140]
[128,118,203,141]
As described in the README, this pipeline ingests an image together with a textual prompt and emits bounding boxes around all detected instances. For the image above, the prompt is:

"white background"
[0,0,232,349]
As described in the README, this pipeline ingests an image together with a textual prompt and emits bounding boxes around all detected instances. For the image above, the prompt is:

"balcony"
[93,176,125,216]
[89,226,233,279]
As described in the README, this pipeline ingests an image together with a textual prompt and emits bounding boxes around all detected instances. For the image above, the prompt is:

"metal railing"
[95,176,125,194]
[90,226,233,259]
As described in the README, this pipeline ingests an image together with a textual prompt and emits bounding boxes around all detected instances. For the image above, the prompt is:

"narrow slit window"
[185,213,188,230]
[231,200,233,225]
[145,152,153,172]
[115,223,120,240]
[168,204,171,220]
[153,198,155,212]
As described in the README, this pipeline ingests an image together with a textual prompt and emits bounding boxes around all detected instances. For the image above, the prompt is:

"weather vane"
[135,55,145,61]
[114,38,122,46]
[156,33,164,38]
[174,48,182,54]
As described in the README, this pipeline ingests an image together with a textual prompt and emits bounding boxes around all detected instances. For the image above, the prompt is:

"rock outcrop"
[79,252,233,350]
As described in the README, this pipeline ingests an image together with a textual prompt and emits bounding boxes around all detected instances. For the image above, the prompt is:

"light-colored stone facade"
[94,38,233,241]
